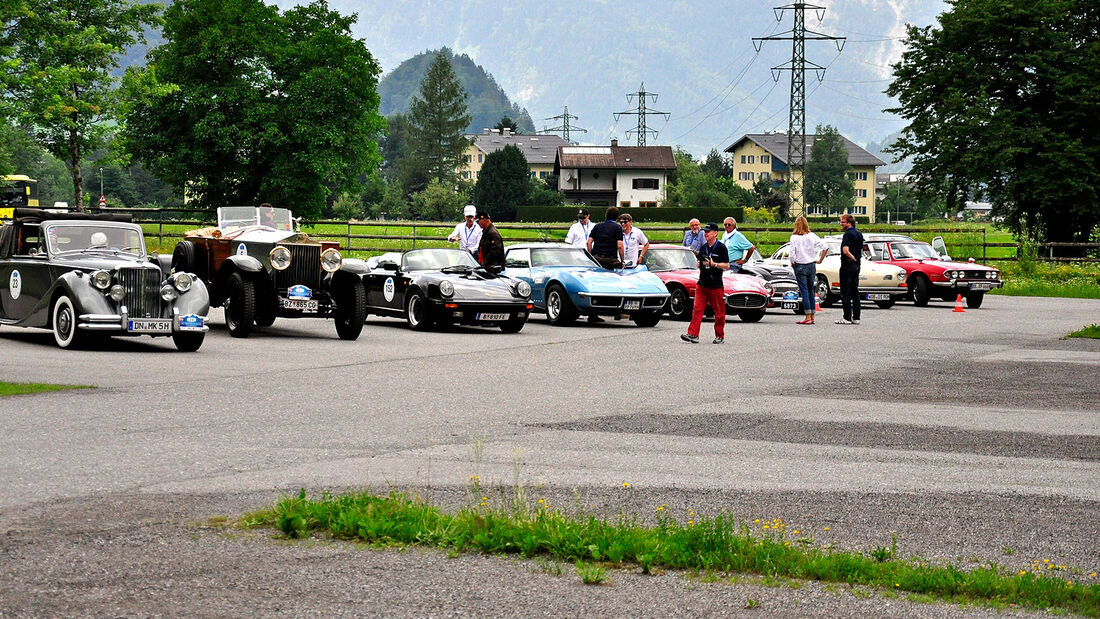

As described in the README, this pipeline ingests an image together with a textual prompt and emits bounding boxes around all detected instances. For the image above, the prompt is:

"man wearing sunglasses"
[619,213,649,266]
[719,217,755,273]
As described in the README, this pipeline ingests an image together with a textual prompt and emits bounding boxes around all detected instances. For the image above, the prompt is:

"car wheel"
[334,283,367,340]
[171,240,196,274]
[254,293,277,327]
[499,314,526,333]
[632,309,662,327]
[737,309,766,323]
[667,287,690,321]
[52,294,87,349]
[965,291,985,308]
[874,299,896,309]
[910,275,930,307]
[545,284,577,326]
[172,332,205,352]
[405,289,432,331]
[815,276,834,308]
[224,272,255,338]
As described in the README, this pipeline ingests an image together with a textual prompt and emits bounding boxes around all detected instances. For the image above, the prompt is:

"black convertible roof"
[6,207,132,224]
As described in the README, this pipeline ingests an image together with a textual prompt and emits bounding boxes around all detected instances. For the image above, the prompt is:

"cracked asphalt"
[1,294,1097,617]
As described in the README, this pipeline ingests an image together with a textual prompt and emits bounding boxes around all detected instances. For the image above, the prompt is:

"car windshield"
[217,206,293,231]
[889,242,938,259]
[402,249,479,271]
[530,247,599,268]
[824,241,843,256]
[46,223,145,257]
[644,248,697,271]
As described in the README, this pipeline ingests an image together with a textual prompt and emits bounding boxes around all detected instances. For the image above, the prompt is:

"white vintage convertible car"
[764,239,909,308]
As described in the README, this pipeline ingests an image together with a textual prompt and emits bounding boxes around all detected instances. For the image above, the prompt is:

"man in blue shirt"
[719,217,755,273]
[837,213,864,325]
[681,218,704,251]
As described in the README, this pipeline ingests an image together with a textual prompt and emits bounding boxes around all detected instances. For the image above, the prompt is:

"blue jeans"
[792,262,816,313]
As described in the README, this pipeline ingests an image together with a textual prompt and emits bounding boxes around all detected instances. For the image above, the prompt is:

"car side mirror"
[378,261,398,271]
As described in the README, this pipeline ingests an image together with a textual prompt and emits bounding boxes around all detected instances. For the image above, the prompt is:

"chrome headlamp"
[320,248,342,272]
[109,284,125,302]
[516,280,531,297]
[439,280,454,297]
[160,284,178,301]
[270,246,292,270]
[897,271,907,282]
[171,271,193,292]
[91,270,112,290]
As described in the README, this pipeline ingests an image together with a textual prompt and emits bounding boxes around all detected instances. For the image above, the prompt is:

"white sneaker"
[851,320,860,325]
[835,319,853,325]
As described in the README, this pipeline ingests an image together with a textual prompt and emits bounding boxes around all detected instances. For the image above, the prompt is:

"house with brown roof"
[725,132,885,219]
[459,129,571,182]
[554,140,676,209]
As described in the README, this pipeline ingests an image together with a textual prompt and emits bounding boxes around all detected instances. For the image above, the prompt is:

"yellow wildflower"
[622,482,631,488]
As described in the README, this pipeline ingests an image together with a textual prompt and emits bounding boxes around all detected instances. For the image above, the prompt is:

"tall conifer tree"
[407,53,471,190]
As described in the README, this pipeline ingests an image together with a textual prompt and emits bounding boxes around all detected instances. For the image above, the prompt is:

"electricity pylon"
[614,83,670,147]
[542,106,588,144]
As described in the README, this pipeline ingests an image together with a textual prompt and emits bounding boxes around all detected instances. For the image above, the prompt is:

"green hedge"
[515,205,744,224]
[807,216,870,225]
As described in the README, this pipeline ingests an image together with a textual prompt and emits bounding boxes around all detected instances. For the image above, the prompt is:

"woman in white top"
[788,216,829,325]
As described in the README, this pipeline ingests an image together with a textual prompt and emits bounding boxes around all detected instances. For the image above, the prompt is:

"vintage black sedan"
[0,208,210,350]
[740,254,803,313]
[171,206,368,339]
[363,248,533,332]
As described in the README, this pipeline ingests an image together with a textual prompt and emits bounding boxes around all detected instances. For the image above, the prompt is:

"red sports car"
[641,244,772,322]
[851,233,1003,308]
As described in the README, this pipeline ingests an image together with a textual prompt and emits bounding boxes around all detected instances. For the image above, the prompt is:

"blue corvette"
[503,243,669,326]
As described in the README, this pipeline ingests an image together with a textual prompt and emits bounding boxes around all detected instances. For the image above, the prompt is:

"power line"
[613,83,670,147]
[541,106,588,144]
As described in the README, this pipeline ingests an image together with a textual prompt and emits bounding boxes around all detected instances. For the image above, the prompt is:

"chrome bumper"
[78,307,210,333]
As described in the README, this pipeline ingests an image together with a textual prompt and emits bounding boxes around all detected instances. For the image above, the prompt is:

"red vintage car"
[851,233,1003,308]
[641,244,772,322]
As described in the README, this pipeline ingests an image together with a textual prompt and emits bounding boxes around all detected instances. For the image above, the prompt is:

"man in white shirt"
[563,208,592,247]
[619,213,649,266]
[448,204,482,255]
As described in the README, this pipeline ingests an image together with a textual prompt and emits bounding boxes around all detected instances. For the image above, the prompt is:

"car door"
[0,223,50,323]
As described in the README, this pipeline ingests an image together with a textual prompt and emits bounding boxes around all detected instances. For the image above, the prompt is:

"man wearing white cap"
[448,204,482,255]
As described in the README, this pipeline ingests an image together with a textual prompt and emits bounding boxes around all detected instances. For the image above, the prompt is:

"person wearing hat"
[564,208,592,247]
[681,222,730,344]
[475,211,505,269]
[719,217,755,273]
[448,204,482,255]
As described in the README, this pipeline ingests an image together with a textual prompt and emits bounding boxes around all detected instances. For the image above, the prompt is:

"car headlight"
[439,280,454,297]
[270,246,292,271]
[160,284,178,301]
[172,272,193,292]
[516,280,531,297]
[763,282,774,295]
[109,284,125,302]
[987,271,996,279]
[897,271,906,282]
[320,248,342,272]
[91,270,112,290]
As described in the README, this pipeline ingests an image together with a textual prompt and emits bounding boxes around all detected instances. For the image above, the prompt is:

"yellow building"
[459,129,570,182]
[725,132,884,219]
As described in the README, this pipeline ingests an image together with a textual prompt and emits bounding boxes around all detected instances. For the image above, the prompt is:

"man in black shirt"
[475,211,505,270]
[681,222,730,344]
[587,206,625,270]
[837,213,864,325]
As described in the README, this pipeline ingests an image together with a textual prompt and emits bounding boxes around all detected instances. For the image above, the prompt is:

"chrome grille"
[273,244,321,291]
[117,267,163,318]
[726,293,767,309]
[770,281,798,295]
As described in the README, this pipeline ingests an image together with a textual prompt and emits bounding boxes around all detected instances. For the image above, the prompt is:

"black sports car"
[739,255,803,313]
[0,208,210,350]
[363,248,533,332]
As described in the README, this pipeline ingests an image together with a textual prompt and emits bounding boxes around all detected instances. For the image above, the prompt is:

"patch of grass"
[575,560,607,585]
[243,490,1100,617]
[1066,324,1100,339]
[0,381,94,397]
[992,261,1100,299]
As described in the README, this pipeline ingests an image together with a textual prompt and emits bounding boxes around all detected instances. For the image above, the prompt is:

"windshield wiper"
[441,264,474,274]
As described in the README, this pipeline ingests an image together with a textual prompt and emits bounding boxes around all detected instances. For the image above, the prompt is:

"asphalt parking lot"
[1,295,1098,617]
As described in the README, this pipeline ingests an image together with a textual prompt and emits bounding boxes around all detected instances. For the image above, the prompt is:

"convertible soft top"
[3,207,132,224]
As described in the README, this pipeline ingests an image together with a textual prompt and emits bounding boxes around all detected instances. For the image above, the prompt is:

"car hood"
[50,253,159,272]
[905,258,997,271]
[743,261,794,280]
[547,266,667,293]
[443,273,524,301]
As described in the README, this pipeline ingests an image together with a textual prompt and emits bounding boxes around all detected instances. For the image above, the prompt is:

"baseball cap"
[703,222,721,232]
[577,208,589,217]
[463,204,476,217]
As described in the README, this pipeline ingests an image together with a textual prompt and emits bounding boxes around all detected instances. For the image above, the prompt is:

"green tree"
[663,148,749,210]
[803,125,855,214]
[472,145,529,220]
[700,148,732,179]
[886,0,1100,248]
[121,0,384,218]
[494,116,519,133]
[406,53,471,190]
[2,0,160,211]
[411,179,468,221]
[527,176,563,207]
[753,176,789,220]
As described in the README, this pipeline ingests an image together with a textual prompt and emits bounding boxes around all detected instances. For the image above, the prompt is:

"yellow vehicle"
[1,175,39,208]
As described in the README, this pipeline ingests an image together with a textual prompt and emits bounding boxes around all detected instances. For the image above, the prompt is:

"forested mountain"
[378,48,535,134]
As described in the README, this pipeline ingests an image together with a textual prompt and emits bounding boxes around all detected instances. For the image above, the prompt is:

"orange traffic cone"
[814,294,824,312]
[953,294,966,313]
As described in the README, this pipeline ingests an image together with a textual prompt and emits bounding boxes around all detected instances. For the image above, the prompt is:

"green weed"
[1066,324,1100,339]
[575,560,607,585]
[0,381,93,397]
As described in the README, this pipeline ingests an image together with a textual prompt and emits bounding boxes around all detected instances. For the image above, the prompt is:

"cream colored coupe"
[765,239,909,308]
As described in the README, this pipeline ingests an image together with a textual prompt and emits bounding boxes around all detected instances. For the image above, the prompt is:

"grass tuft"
[1065,324,1100,339]
[0,381,94,397]
[242,491,1100,616]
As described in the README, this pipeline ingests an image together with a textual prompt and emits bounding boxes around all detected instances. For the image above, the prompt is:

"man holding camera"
[681,222,730,344]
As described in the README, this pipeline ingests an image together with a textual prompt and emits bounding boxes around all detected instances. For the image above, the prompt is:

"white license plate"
[781,301,799,309]
[128,319,172,333]
[476,312,509,321]
[623,300,641,310]
[283,298,319,311]
[970,282,993,291]
[866,293,891,300]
